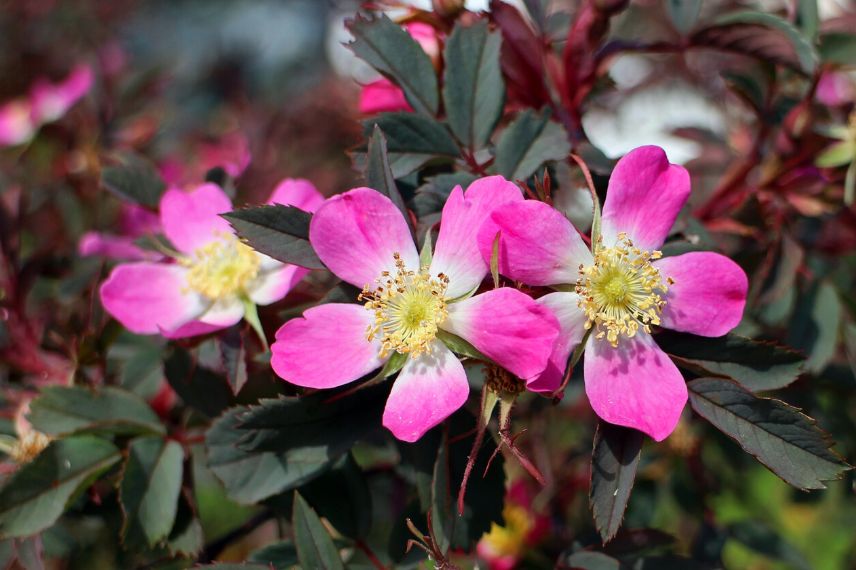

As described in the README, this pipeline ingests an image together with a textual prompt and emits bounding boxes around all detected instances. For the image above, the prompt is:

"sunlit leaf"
[223,204,324,269]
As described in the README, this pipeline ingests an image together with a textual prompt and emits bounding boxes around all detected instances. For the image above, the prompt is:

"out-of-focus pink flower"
[99,179,323,338]
[817,71,855,107]
[358,22,441,115]
[29,64,93,124]
[477,481,550,569]
[270,177,560,442]
[0,100,36,146]
[159,132,252,185]
[79,204,163,261]
[478,146,748,441]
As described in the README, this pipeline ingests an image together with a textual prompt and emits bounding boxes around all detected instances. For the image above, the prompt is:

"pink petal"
[654,252,748,337]
[442,288,559,382]
[100,263,207,335]
[267,178,325,213]
[358,79,413,114]
[477,200,591,286]
[405,22,440,61]
[601,145,690,251]
[309,187,418,288]
[0,100,35,146]
[162,320,226,339]
[78,231,158,261]
[271,303,385,389]
[30,64,93,123]
[249,265,309,305]
[382,341,468,442]
[119,204,161,236]
[528,292,588,394]
[198,299,245,327]
[584,331,687,441]
[431,176,523,298]
[159,183,234,254]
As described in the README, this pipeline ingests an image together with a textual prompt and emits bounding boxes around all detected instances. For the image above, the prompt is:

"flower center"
[575,233,672,347]
[182,234,260,301]
[359,253,449,358]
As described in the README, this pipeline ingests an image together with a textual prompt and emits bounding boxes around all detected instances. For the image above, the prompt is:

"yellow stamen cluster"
[359,253,449,358]
[11,430,51,463]
[576,233,672,347]
[182,234,260,300]
[481,503,533,558]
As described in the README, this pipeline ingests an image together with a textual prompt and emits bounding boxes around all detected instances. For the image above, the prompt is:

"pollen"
[12,430,51,463]
[575,233,671,347]
[359,252,449,358]
[182,234,261,300]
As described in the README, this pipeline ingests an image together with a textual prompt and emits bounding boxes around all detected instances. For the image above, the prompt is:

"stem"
[356,540,388,570]
[241,297,268,351]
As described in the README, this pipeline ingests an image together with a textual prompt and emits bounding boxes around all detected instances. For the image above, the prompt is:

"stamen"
[359,252,449,358]
[12,430,50,463]
[182,233,261,300]
[575,233,672,347]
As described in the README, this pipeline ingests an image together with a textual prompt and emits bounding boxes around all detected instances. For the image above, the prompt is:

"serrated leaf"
[101,154,166,208]
[222,204,324,269]
[164,348,234,418]
[443,20,504,150]
[28,386,164,437]
[665,0,702,35]
[362,113,459,177]
[347,14,439,116]
[249,540,298,569]
[691,11,818,74]
[119,436,183,548]
[0,436,121,538]
[292,492,345,570]
[219,326,248,396]
[656,331,804,392]
[366,125,409,223]
[819,32,856,65]
[493,110,570,181]
[590,422,644,544]
[167,491,203,556]
[687,377,850,489]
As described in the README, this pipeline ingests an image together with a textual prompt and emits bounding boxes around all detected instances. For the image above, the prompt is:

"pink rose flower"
[270,177,560,442]
[477,146,748,441]
[29,64,93,124]
[0,100,36,147]
[816,71,855,108]
[100,179,323,338]
[79,204,163,261]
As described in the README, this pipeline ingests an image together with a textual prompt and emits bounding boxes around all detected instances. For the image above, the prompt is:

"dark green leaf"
[688,377,850,489]
[28,386,164,437]
[301,454,372,539]
[164,349,234,418]
[347,13,439,116]
[0,436,121,538]
[691,11,818,74]
[412,172,478,218]
[119,436,183,548]
[819,33,856,65]
[656,331,804,392]
[796,0,818,40]
[788,280,841,374]
[560,551,622,570]
[493,109,570,181]
[222,204,324,270]
[101,154,166,208]
[443,20,504,150]
[292,492,345,570]
[167,491,204,556]
[250,540,298,569]
[436,329,490,362]
[728,520,811,570]
[590,422,644,543]
[665,0,702,35]
[219,326,248,396]
[365,125,409,223]
[361,113,460,178]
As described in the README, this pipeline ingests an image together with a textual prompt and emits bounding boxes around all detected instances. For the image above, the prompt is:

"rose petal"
[159,183,234,254]
[359,79,413,114]
[528,292,588,394]
[198,299,245,328]
[267,178,325,213]
[78,231,158,261]
[382,341,468,442]
[309,187,418,288]
[431,176,523,298]
[477,200,591,286]
[162,320,225,339]
[271,303,385,389]
[249,265,309,306]
[442,288,559,382]
[100,262,207,335]
[654,252,747,337]
[601,145,690,251]
[584,331,687,441]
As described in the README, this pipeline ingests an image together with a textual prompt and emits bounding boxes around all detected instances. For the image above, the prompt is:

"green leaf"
[691,11,819,74]
[561,551,623,570]
[347,13,439,116]
[788,280,842,374]
[815,140,855,168]
[292,492,345,570]
[163,349,234,418]
[0,436,121,538]
[493,110,570,181]
[728,520,811,570]
[101,153,166,208]
[222,204,324,269]
[301,454,372,540]
[656,331,804,392]
[219,326,248,396]
[687,377,850,489]
[119,436,183,548]
[590,422,644,543]
[796,0,818,41]
[412,172,478,218]
[665,0,702,35]
[250,540,299,569]
[365,125,409,223]
[443,20,504,150]
[362,113,459,178]
[167,492,204,556]
[819,33,856,65]
[28,386,165,437]
[436,329,490,362]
